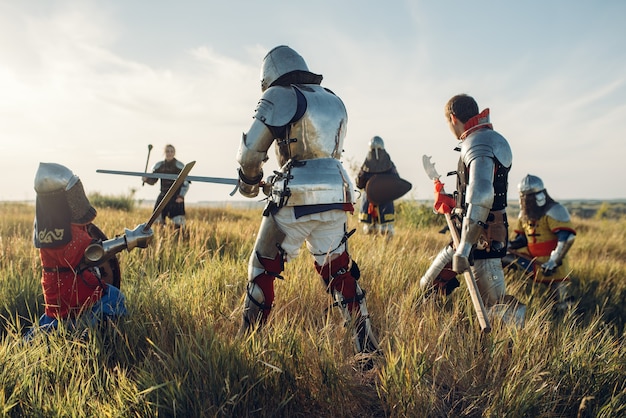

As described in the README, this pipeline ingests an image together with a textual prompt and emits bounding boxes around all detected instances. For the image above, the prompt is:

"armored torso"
[153,159,185,194]
[456,128,512,213]
[253,84,353,207]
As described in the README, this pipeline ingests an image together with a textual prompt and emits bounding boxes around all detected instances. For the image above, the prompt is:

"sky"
[1,0,625,205]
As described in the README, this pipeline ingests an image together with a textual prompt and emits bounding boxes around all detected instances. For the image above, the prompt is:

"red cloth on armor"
[315,252,358,312]
[252,253,284,320]
[460,108,493,139]
[433,179,455,214]
[367,203,379,221]
[40,224,106,319]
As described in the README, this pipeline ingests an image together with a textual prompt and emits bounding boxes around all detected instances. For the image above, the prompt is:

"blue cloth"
[359,197,395,224]
[24,285,127,341]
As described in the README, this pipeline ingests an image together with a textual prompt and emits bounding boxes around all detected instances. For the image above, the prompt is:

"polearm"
[422,155,491,333]
[144,160,196,232]
[142,144,153,186]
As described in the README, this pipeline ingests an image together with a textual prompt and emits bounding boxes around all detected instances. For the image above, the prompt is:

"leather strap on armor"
[315,251,361,311]
[251,252,285,320]
[238,168,263,185]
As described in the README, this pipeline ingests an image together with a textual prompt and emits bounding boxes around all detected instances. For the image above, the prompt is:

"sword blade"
[96,169,238,185]
[145,161,195,231]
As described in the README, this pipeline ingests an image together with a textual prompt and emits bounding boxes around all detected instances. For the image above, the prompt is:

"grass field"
[0,200,624,417]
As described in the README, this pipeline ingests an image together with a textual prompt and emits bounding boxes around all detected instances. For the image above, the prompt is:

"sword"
[422,155,491,333]
[97,168,238,186]
[144,161,195,232]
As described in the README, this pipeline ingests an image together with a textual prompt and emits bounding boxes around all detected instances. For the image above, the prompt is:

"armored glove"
[452,252,471,273]
[261,178,274,197]
[541,258,559,276]
[125,223,153,251]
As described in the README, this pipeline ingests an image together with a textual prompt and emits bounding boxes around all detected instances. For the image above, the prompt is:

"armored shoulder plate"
[546,203,571,222]
[284,84,347,161]
[152,160,165,171]
[254,86,298,127]
[461,129,512,168]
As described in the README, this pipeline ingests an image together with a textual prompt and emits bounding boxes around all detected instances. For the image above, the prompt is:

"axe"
[422,155,491,333]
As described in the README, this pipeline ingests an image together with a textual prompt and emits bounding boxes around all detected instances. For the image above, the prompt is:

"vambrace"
[454,203,490,272]
[420,245,455,291]
[83,224,153,265]
[542,232,575,275]
[236,122,273,180]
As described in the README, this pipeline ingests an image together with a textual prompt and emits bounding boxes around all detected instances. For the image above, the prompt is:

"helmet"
[518,174,545,196]
[35,162,96,224]
[369,136,385,159]
[518,174,547,207]
[260,45,322,92]
[369,136,385,151]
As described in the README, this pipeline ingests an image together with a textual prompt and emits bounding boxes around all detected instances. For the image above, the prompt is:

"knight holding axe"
[420,94,525,330]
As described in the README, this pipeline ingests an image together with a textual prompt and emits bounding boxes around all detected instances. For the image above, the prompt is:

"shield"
[365,174,412,205]
[86,223,122,289]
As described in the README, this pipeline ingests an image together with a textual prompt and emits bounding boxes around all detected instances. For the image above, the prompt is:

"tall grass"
[0,201,624,417]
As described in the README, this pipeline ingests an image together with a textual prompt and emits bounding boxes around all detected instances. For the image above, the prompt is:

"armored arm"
[142,161,162,186]
[453,155,494,273]
[355,167,368,190]
[541,230,576,276]
[83,223,154,265]
[236,87,298,198]
[509,233,528,250]
[236,120,274,197]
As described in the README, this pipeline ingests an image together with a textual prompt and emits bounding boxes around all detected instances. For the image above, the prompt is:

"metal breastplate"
[275,84,347,167]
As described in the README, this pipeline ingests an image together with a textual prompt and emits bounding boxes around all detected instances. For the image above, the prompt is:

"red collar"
[460,108,493,139]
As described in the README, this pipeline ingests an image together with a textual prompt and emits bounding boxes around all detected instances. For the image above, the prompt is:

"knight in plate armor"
[508,174,576,310]
[420,94,525,326]
[143,144,189,229]
[27,162,153,339]
[355,136,398,237]
[235,45,379,361]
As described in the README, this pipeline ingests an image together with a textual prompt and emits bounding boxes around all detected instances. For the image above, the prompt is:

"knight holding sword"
[420,94,525,328]
[26,163,154,340]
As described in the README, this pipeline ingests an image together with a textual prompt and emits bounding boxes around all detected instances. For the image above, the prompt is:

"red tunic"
[39,224,106,319]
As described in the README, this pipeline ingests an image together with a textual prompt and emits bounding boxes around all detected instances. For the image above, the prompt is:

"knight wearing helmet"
[355,136,400,237]
[508,174,577,310]
[27,163,154,339]
[235,45,379,364]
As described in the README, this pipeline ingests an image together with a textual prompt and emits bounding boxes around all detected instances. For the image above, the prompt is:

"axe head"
[422,155,441,181]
